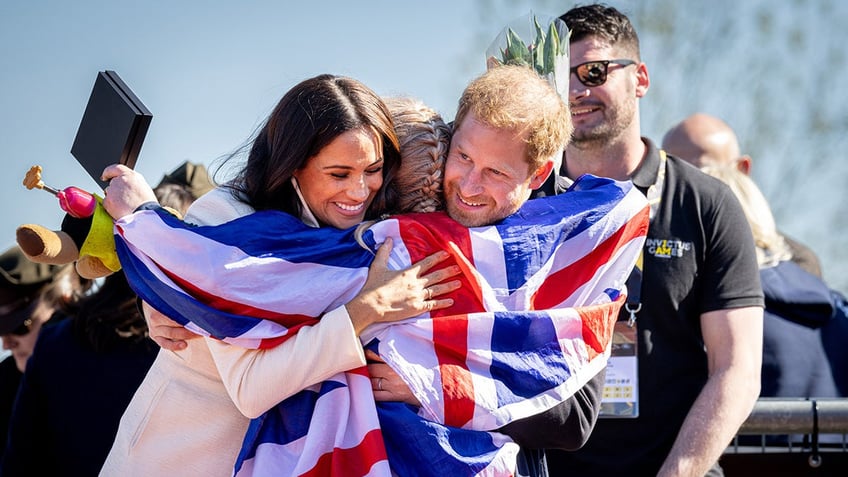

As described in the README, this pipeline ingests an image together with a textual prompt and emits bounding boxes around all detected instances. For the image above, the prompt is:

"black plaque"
[70,70,152,189]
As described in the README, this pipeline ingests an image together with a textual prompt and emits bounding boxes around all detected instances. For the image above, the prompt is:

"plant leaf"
[533,16,547,75]
[505,28,531,65]
[544,20,561,75]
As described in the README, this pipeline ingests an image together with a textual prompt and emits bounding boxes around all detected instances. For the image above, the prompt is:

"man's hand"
[141,300,198,351]
[366,349,420,406]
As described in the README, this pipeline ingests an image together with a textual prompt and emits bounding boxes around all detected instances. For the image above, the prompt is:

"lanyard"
[624,150,667,326]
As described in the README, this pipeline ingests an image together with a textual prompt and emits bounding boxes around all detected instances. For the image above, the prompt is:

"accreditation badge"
[599,319,639,418]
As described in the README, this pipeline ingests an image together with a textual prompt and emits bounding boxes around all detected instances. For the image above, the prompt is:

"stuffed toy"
[17,165,124,279]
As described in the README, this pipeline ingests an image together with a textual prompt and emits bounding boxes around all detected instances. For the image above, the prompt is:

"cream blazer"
[100,188,367,476]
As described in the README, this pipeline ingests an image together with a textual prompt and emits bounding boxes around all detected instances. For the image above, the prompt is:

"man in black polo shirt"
[543,5,764,476]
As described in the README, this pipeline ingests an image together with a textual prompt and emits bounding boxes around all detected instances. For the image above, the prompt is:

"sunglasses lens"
[579,62,607,87]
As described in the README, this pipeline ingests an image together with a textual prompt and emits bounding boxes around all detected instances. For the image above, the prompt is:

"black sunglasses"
[570,59,637,87]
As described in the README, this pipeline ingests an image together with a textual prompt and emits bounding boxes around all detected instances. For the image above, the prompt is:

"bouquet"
[485,11,570,98]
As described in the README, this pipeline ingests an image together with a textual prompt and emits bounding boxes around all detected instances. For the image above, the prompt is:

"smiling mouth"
[570,105,599,116]
[334,202,365,212]
[458,195,484,207]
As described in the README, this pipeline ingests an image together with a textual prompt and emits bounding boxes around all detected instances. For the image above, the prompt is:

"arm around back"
[497,367,605,450]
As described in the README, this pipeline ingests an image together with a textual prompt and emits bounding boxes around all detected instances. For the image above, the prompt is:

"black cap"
[0,246,61,335]
[156,161,215,199]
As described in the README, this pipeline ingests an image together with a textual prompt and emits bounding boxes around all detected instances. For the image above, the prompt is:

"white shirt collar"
[291,176,320,228]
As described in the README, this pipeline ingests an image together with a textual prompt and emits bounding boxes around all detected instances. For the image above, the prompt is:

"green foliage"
[497,15,566,76]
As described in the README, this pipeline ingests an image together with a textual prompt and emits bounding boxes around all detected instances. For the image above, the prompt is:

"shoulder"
[28,319,75,363]
[662,155,742,221]
[665,155,729,196]
[185,186,255,225]
[639,139,733,204]
[760,261,833,326]
[34,318,72,346]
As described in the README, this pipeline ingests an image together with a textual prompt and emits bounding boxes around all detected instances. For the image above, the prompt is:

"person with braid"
[383,96,449,214]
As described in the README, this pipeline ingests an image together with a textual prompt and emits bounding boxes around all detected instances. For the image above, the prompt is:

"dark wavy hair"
[72,272,153,353]
[560,4,641,60]
[229,74,401,220]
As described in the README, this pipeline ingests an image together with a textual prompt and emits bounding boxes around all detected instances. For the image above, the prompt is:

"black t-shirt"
[0,318,158,476]
[0,356,22,457]
[547,138,764,476]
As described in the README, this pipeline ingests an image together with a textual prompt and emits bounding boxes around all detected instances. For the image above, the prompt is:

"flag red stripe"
[398,215,490,428]
[300,428,388,477]
[532,206,649,310]
[578,297,626,360]
[432,315,476,428]
[162,265,316,328]
[397,214,486,316]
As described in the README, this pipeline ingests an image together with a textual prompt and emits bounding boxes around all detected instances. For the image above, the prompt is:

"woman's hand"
[101,164,158,219]
[346,237,462,334]
[141,300,199,351]
[366,349,420,406]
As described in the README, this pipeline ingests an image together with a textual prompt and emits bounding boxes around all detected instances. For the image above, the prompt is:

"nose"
[458,168,484,196]
[1,337,14,350]
[569,75,591,101]
[348,175,369,200]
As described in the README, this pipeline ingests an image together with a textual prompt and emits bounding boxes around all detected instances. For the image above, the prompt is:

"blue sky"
[0,0,489,244]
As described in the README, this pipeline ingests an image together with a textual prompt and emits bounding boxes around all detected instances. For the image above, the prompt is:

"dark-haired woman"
[99,74,459,475]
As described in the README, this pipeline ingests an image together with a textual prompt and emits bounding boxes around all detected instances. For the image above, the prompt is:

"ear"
[529,160,555,190]
[634,62,650,98]
[737,155,752,175]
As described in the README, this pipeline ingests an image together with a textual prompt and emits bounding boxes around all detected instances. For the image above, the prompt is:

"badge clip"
[625,302,641,328]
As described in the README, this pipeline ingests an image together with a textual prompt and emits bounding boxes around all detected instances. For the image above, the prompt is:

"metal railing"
[722,398,848,474]
[736,398,848,436]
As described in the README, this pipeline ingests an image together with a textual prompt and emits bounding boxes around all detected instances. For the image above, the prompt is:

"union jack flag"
[114,174,649,477]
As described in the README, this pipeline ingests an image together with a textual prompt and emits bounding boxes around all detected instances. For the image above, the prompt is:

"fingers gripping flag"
[113,175,649,476]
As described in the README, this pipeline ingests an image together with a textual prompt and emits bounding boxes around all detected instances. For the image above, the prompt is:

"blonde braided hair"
[384,97,450,214]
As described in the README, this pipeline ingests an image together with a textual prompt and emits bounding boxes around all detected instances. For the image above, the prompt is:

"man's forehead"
[570,37,617,60]
[453,113,523,143]
[451,114,535,175]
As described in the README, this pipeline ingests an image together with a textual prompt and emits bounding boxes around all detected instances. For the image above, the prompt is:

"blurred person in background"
[662,112,822,278]
[0,246,89,457]
[699,163,841,400]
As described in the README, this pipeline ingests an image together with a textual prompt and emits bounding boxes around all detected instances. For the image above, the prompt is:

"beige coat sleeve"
[185,187,367,419]
[207,306,367,418]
